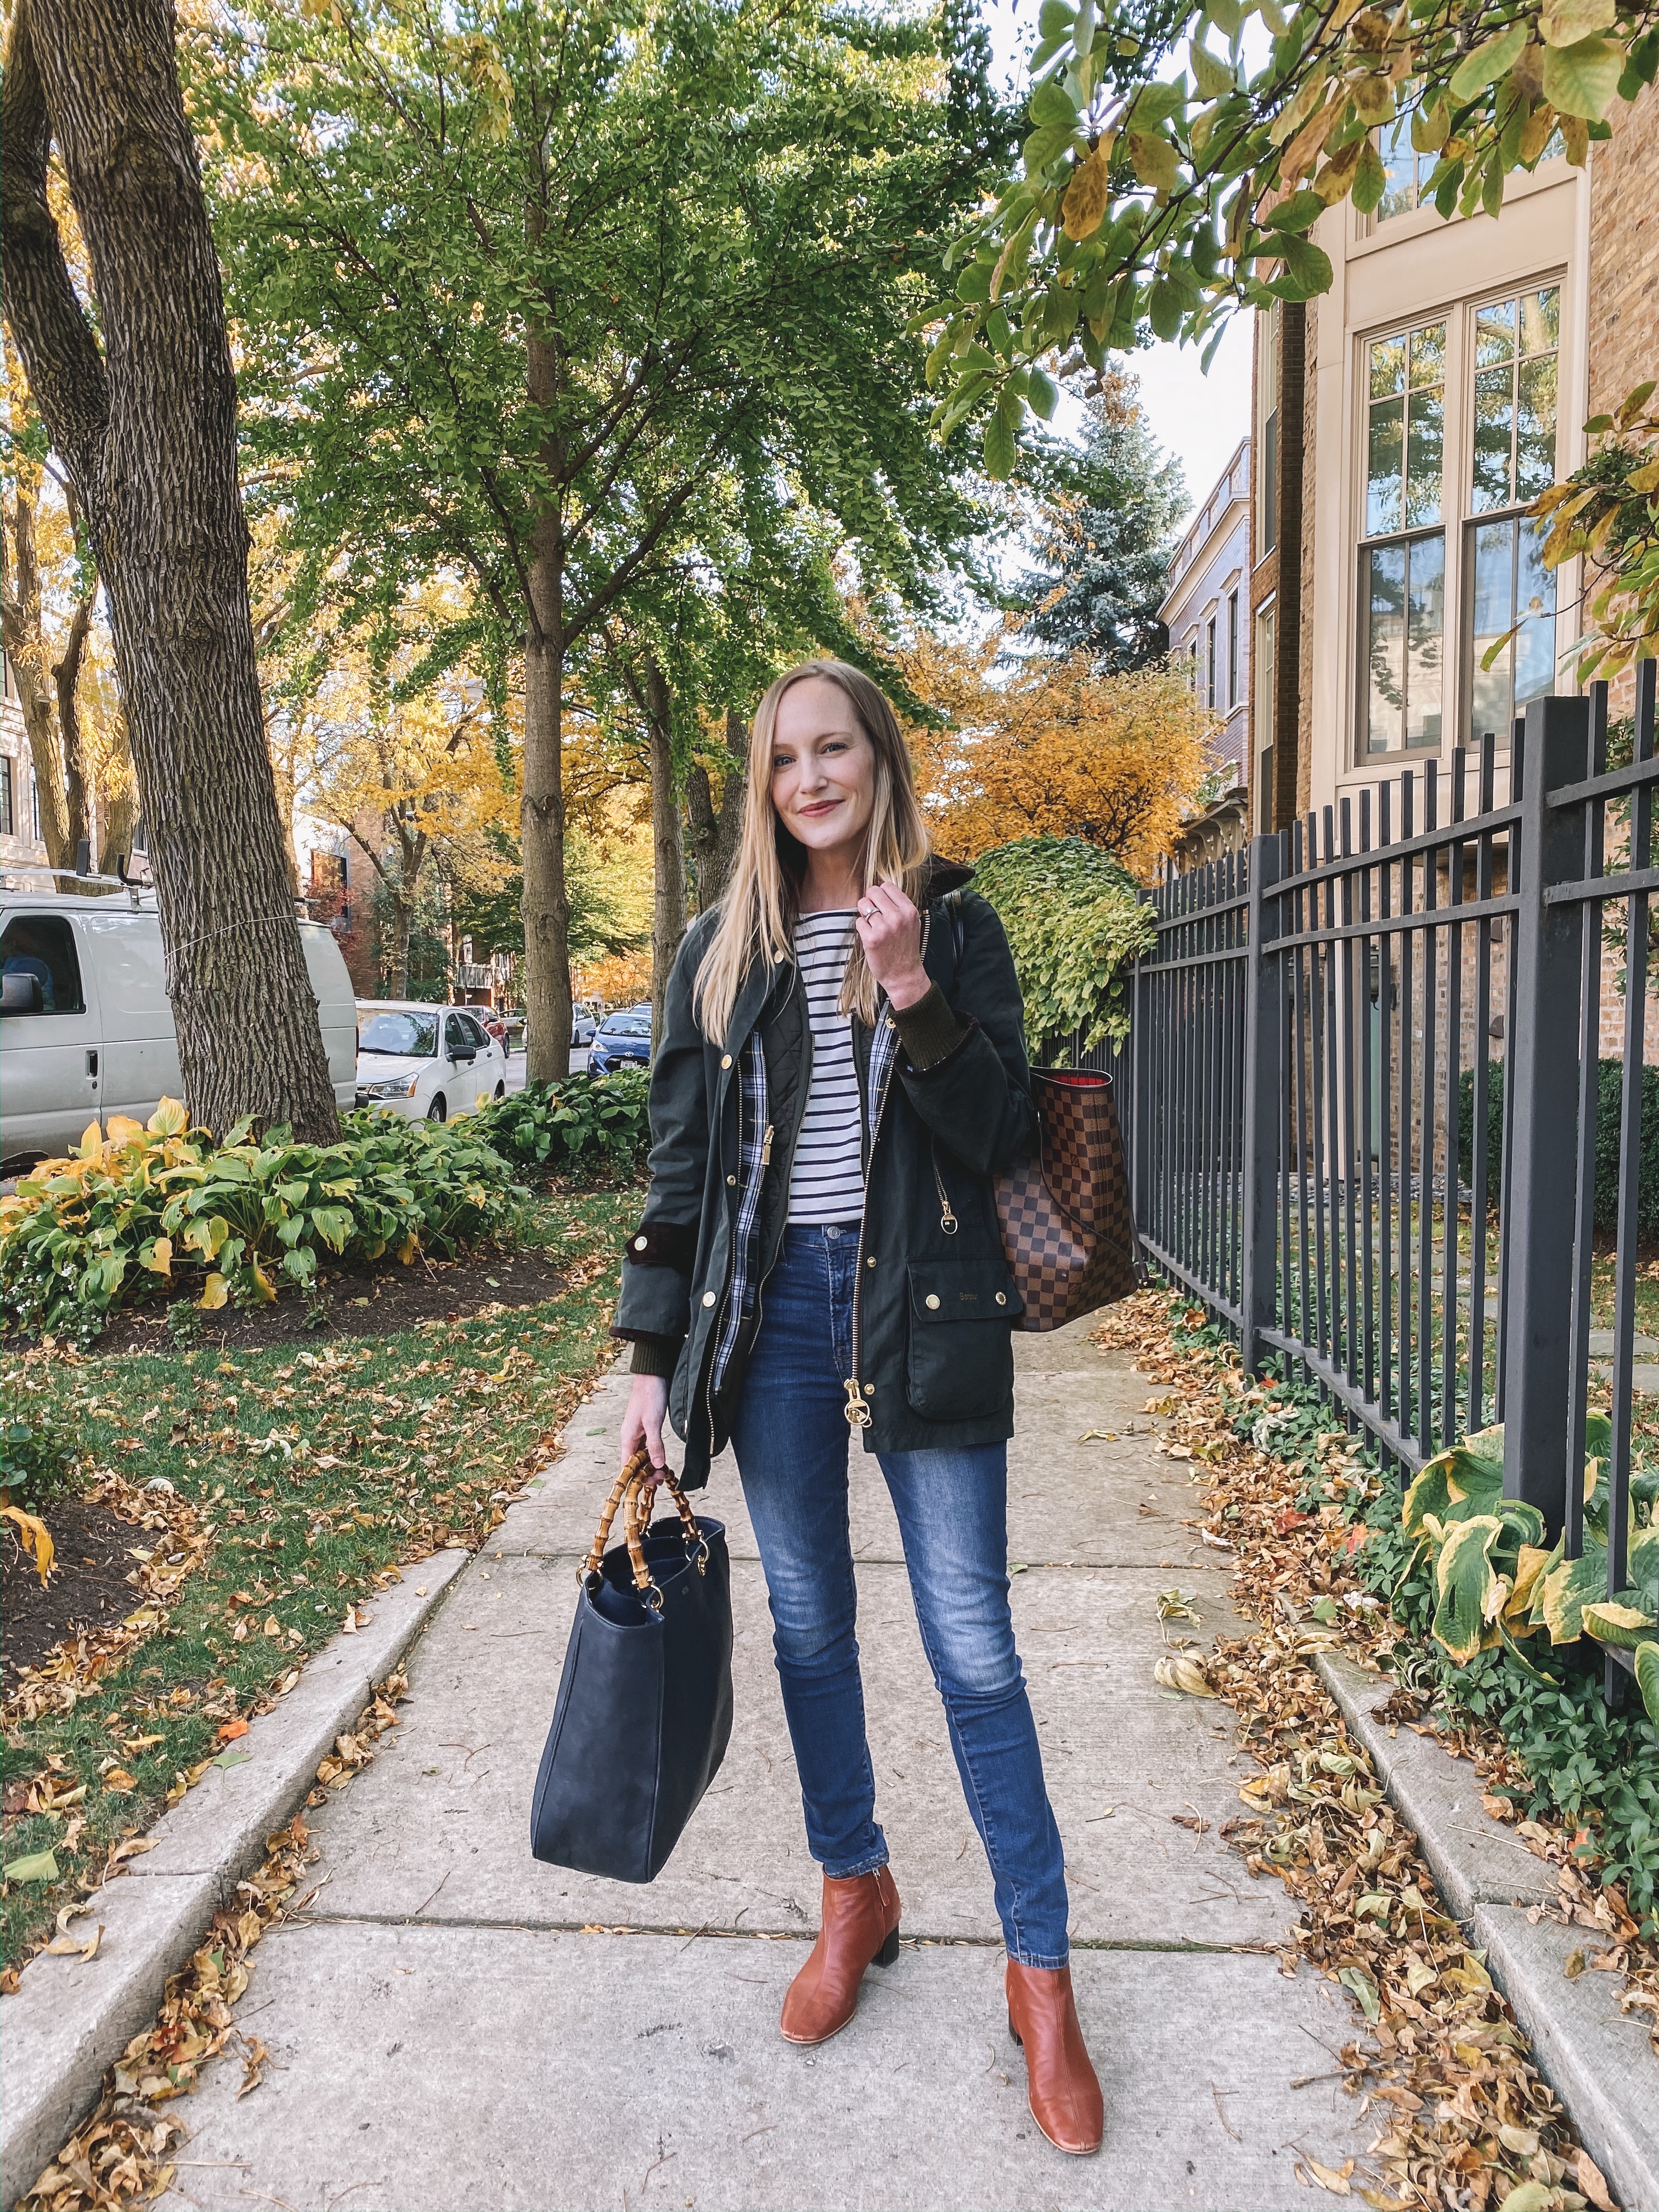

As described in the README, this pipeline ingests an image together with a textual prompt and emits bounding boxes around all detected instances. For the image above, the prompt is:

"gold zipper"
[932,1143,958,1236]
[844,1043,894,1428]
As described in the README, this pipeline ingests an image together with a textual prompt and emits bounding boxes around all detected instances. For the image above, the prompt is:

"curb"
[1316,1647,1659,2212]
[0,1550,470,2210]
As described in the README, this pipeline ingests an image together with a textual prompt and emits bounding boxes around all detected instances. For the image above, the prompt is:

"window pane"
[1469,520,1517,741]
[1475,297,1515,368]
[1368,393,1404,534]
[1409,321,1446,388]
[1365,543,1407,753]
[0,915,87,1014]
[1521,286,1559,356]
[1405,534,1444,748]
[1406,380,1443,527]
[1370,334,1406,400]
[1516,351,1558,500]
[1514,518,1556,708]
[1471,364,1514,512]
[1378,119,1417,219]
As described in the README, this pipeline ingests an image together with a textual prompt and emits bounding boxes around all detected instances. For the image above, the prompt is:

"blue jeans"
[728,1222,1070,1967]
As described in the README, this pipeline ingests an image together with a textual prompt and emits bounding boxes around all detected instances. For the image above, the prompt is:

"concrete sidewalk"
[151,1322,1375,2212]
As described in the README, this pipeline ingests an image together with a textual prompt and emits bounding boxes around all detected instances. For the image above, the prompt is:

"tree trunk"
[520,204,573,1088]
[686,707,749,910]
[0,482,72,868]
[0,0,338,1141]
[645,656,686,1043]
[97,729,137,877]
[387,889,412,1000]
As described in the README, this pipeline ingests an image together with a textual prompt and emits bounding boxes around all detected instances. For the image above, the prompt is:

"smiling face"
[769,674,877,874]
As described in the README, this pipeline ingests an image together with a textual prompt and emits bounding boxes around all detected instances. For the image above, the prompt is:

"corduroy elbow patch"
[622,1218,698,1272]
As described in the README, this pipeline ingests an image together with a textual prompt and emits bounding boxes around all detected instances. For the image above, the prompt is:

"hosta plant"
[0,1101,525,1343]
[471,1065,650,1176]
[1402,1419,1659,1721]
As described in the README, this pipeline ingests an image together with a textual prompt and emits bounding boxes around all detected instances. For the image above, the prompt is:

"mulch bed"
[2,1498,146,1692]
[91,1246,568,1356]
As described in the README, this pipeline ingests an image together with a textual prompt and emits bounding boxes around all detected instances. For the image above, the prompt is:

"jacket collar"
[921,855,974,904]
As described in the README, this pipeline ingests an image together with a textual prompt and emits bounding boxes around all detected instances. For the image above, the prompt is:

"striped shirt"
[787,910,866,1224]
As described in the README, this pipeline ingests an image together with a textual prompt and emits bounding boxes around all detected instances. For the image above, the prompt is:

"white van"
[0,888,359,1172]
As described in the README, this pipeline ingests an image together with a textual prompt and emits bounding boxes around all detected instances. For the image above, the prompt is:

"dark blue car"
[589,1003,652,1073]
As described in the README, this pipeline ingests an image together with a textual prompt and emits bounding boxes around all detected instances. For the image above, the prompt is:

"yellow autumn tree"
[896,628,1219,879]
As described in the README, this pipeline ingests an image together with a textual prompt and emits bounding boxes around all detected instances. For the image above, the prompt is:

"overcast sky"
[977,0,1255,524]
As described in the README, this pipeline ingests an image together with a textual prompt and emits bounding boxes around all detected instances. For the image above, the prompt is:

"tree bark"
[96,720,137,877]
[0,482,72,868]
[686,707,749,910]
[645,655,686,1042]
[0,0,338,1141]
[520,200,573,1088]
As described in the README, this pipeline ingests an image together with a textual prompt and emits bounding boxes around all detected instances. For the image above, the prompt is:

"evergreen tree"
[1016,373,1186,673]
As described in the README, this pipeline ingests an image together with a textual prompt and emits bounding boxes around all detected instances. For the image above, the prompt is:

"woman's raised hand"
[855,878,930,1011]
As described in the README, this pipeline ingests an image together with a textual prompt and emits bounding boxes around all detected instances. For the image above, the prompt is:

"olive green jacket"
[611,861,1034,1488]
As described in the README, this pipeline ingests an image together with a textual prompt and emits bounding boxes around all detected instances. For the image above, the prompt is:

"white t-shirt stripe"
[787,910,866,1225]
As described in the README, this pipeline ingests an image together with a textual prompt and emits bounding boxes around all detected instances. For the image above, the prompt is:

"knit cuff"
[618,1332,681,1380]
[892,983,971,1073]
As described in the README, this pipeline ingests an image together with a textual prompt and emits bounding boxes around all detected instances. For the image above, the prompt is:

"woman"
[613,659,1103,2157]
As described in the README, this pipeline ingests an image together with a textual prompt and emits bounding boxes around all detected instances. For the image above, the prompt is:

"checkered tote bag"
[994,1069,1146,1331]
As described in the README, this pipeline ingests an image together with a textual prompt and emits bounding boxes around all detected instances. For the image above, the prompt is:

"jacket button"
[634,1235,648,1251]
[864,1382,874,1395]
[720,1053,732,1068]
[996,1292,1007,1305]
[702,1290,718,1306]
[726,1174,737,1186]
[865,1255,877,1268]
[925,1293,940,1310]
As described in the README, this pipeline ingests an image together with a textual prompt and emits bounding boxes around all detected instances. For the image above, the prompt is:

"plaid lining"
[710,1031,769,1395]
[865,1002,900,1149]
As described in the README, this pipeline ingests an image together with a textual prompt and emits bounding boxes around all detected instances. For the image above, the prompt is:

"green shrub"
[0,1099,526,1344]
[1458,1058,1659,1234]
[969,837,1154,1055]
[473,1065,651,1175]
[0,1406,81,1518]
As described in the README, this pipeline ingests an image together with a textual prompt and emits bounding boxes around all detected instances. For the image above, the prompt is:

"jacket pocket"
[905,1260,1023,1421]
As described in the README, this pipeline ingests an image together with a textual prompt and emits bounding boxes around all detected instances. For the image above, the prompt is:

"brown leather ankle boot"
[780,1867,902,2046]
[1005,1959,1104,2155]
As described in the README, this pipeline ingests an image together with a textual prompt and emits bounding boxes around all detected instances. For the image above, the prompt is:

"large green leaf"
[1635,1640,1659,1724]
[1581,1596,1657,1650]
[1431,1514,1508,1666]
[1539,1544,1611,1644]
[1403,1432,1504,1538]
[1541,32,1626,116]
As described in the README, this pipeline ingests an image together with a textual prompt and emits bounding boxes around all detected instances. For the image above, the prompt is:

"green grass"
[0,1180,640,1972]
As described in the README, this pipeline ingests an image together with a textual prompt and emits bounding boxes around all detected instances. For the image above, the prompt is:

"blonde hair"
[692,659,931,1042]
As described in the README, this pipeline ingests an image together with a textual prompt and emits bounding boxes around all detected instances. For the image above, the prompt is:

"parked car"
[1,889,358,1173]
[571,1010,596,1048]
[588,1003,652,1073]
[354,1001,506,1122]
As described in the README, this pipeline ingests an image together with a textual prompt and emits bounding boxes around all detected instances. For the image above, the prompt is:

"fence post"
[1130,889,1155,1230]
[1240,834,1282,1375]
[1502,696,1589,1522]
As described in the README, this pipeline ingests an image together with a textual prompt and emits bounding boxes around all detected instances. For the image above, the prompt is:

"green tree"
[200,0,1006,1081]
[1014,371,1186,669]
[918,0,1659,471]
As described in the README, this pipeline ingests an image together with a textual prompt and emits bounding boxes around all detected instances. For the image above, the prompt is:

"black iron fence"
[1084,669,1659,1704]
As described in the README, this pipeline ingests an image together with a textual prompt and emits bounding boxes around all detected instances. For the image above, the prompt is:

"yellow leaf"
[142,1237,173,1276]
[1,1504,55,1584]
[1125,129,1179,193]
[398,1232,419,1265]
[249,1260,276,1304]
[1061,141,1113,240]
[1153,1652,1216,1696]
[80,1119,105,1157]
[199,1272,229,1311]
[105,1115,146,1144]
[101,1768,137,1792]
[148,1096,190,1136]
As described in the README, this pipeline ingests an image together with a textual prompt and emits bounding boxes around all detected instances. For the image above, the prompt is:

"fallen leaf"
[1575,2148,1615,2211]
[1153,1652,1216,1697]
[217,1719,250,1743]
[1305,2159,1355,2196]
[101,1768,138,1792]
[1564,1947,1587,1979]
[212,1750,252,1771]
[341,1610,359,1634]
[3,1848,61,1884]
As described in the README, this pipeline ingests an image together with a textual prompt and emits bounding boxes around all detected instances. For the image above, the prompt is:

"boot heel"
[1007,2011,1023,2046]
[873,1927,900,1968]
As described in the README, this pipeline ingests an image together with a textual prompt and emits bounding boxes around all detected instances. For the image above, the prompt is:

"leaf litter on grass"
[1095,1289,1643,2212]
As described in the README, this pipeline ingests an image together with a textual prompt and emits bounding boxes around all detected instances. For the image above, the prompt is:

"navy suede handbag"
[529,1449,733,1884]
